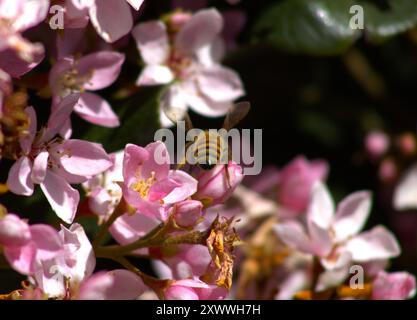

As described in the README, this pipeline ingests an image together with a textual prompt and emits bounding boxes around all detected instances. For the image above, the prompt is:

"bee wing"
[164,107,194,131]
[222,101,251,130]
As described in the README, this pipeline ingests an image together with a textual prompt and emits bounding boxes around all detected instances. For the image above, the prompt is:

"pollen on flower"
[132,171,157,199]
[59,68,93,96]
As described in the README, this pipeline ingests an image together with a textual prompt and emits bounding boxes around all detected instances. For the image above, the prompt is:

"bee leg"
[225,163,232,189]
[175,158,186,170]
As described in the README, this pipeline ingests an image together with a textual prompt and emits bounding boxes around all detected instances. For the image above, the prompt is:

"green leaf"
[253,0,360,56]
[363,0,417,43]
[252,0,417,55]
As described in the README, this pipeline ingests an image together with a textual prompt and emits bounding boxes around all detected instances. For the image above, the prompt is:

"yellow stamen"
[132,171,157,199]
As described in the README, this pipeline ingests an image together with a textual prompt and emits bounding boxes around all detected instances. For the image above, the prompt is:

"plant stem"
[92,200,127,248]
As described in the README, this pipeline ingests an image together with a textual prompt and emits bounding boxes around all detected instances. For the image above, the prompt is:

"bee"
[164,101,251,187]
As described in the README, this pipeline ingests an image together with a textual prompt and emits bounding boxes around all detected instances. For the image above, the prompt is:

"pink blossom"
[372,271,416,300]
[63,0,144,43]
[6,95,112,223]
[365,131,389,160]
[277,156,328,217]
[0,213,62,275]
[0,0,49,77]
[274,182,401,271]
[164,278,227,300]
[49,51,124,130]
[132,8,245,126]
[378,158,397,182]
[30,223,147,299]
[122,142,198,220]
[193,161,244,207]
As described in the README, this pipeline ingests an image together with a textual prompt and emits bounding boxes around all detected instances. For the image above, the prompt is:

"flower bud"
[193,162,243,207]
[397,133,416,156]
[165,284,199,300]
[173,200,203,228]
[379,158,397,182]
[365,131,389,159]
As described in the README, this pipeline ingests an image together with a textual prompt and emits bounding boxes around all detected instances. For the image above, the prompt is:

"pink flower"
[63,0,144,43]
[277,156,328,216]
[132,8,245,126]
[6,95,112,223]
[122,142,198,220]
[0,213,62,275]
[82,151,124,221]
[29,223,147,299]
[275,182,401,271]
[193,161,243,207]
[0,0,49,77]
[372,271,416,300]
[365,131,389,160]
[164,278,227,300]
[172,200,204,228]
[49,51,124,130]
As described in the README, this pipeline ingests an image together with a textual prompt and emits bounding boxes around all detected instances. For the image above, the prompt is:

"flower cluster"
[1,0,416,301]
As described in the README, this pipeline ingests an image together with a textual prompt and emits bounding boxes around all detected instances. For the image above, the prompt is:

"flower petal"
[75,92,120,127]
[0,48,44,78]
[142,141,170,180]
[40,171,80,224]
[136,65,174,86]
[4,241,37,275]
[273,221,313,254]
[345,226,401,262]
[7,156,34,196]
[163,170,198,204]
[123,144,149,184]
[56,139,112,176]
[45,93,79,141]
[393,164,417,210]
[89,0,133,43]
[0,214,31,247]
[333,191,372,242]
[12,0,49,31]
[31,150,49,184]
[126,0,144,10]
[29,224,63,260]
[132,21,169,65]
[76,51,125,90]
[372,271,416,300]
[175,8,223,53]
[307,182,334,230]
[197,66,245,102]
